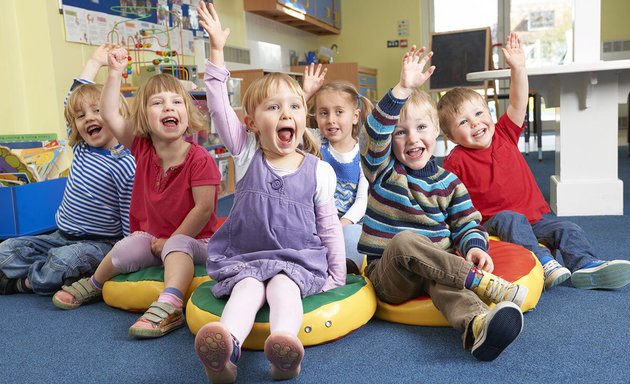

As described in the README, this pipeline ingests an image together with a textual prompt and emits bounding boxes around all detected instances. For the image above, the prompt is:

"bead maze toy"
[107,4,190,80]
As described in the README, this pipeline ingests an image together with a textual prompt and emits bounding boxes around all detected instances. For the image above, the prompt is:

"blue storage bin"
[0,178,67,240]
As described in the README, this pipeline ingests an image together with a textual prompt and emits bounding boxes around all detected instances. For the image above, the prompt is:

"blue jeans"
[483,211,599,272]
[343,223,365,270]
[0,231,114,295]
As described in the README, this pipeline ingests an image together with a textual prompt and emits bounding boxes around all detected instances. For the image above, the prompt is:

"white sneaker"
[542,259,571,289]
[571,260,630,289]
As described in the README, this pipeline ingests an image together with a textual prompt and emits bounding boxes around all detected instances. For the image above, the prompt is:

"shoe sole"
[264,333,304,380]
[571,260,630,289]
[128,315,185,339]
[472,302,524,362]
[545,268,571,289]
[195,323,237,384]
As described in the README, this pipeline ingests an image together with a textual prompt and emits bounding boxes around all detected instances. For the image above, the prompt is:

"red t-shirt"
[443,114,549,224]
[129,137,221,239]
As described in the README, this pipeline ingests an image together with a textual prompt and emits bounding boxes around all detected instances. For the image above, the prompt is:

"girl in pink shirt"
[52,46,221,339]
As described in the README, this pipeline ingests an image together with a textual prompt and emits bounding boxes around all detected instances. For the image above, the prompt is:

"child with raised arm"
[0,43,135,296]
[51,46,222,339]
[439,32,630,290]
[302,67,373,273]
[360,45,528,361]
[195,2,345,381]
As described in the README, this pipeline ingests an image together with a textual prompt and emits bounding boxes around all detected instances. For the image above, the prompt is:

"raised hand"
[302,63,328,101]
[91,43,114,67]
[197,1,230,53]
[501,32,525,69]
[107,47,128,73]
[80,43,116,81]
[400,45,435,90]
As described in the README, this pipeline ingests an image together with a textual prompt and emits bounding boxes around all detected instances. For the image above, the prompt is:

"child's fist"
[108,47,128,72]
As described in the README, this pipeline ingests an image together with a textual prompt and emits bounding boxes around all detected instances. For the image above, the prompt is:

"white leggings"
[220,274,303,344]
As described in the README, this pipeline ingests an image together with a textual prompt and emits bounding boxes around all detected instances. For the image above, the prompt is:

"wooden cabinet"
[291,63,378,104]
[244,0,341,35]
[229,68,304,106]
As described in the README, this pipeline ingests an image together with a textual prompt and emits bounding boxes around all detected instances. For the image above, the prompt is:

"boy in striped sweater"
[0,43,135,296]
[359,46,527,361]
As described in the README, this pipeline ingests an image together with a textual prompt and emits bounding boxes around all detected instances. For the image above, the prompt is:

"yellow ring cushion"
[186,274,377,350]
[375,237,544,327]
[102,265,210,311]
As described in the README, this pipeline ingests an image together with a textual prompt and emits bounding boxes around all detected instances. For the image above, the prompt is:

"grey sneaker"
[471,301,524,361]
[542,259,571,289]
[571,260,630,289]
[473,273,529,307]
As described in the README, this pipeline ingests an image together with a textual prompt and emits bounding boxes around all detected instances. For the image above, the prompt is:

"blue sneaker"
[542,259,571,289]
[571,260,630,289]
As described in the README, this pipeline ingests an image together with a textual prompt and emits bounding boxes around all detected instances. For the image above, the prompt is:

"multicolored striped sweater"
[358,90,488,261]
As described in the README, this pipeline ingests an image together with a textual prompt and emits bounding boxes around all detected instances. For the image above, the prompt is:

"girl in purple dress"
[194,3,346,383]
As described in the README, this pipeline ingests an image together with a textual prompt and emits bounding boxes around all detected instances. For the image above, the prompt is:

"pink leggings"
[110,231,209,273]
[220,274,303,344]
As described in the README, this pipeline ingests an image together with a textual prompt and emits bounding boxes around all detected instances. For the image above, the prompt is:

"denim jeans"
[483,211,598,272]
[364,231,487,349]
[0,231,113,295]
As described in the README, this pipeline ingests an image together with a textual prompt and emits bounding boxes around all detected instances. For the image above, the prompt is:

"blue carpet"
[1,149,629,383]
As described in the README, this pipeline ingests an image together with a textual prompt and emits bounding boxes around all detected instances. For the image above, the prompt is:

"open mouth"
[277,127,295,145]
[473,128,486,138]
[86,124,102,137]
[406,147,425,159]
[326,127,340,134]
[161,117,179,128]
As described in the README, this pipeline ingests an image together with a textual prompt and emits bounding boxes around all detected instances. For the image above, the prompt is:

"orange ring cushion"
[374,237,544,326]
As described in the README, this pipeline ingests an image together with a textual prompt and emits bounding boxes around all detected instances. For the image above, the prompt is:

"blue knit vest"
[321,142,361,216]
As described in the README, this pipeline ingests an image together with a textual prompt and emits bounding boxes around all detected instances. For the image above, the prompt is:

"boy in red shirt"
[439,32,630,290]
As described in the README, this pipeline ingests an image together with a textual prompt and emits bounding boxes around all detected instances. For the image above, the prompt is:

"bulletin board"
[60,0,202,31]
[429,27,490,91]
[59,0,204,55]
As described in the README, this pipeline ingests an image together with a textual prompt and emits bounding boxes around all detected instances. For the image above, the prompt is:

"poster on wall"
[60,0,202,56]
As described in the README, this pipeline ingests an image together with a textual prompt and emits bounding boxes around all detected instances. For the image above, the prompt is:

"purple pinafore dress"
[206,149,328,298]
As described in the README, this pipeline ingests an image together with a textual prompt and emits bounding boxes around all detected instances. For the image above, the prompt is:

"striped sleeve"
[359,90,406,183]
[445,177,488,256]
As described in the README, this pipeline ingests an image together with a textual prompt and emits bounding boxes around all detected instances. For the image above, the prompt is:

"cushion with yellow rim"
[102,264,211,312]
[374,237,544,326]
[186,274,377,350]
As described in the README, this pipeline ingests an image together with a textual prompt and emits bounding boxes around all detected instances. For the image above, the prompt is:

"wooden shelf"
[245,0,340,35]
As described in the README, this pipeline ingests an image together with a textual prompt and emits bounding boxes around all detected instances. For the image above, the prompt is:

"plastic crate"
[0,178,67,239]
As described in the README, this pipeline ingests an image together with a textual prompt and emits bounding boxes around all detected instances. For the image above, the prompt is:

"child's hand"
[501,32,525,70]
[90,43,114,67]
[150,238,167,258]
[107,47,128,73]
[465,248,494,273]
[80,43,117,81]
[393,45,435,99]
[302,63,328,101]
[198,1,230,52]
